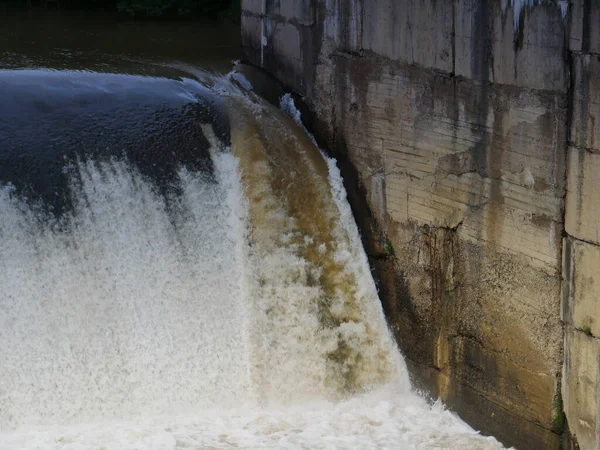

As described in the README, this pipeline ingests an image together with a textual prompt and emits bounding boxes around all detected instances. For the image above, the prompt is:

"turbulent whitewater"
[0,70,507,449]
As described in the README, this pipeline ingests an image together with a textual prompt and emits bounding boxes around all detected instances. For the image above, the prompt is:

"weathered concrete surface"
[569,0,600,54]
[360,0,453,72]
[566,147,600,246]
[563,328,600,450]
[570,55,600,155]
[455,0,566,90]
[241,0,599,449]
[563,238,600,338]
[563,2,600,445]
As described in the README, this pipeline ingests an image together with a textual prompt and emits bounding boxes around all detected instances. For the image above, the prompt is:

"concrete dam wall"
[240,1,600,449]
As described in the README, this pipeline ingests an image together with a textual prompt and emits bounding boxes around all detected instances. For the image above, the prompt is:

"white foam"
[0,155,252,429]
[281,91,412,388]
[276,93,509,450]
[0,385,506,450]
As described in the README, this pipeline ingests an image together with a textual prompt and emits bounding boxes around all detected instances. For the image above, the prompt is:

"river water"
[0,10,507,450]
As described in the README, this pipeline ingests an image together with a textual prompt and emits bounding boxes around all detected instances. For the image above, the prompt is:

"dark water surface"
[0,9,239,216]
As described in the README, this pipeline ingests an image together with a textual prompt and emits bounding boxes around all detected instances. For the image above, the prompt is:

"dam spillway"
[0,26,506,448]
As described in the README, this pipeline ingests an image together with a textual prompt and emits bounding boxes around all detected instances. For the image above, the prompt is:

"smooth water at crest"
[0,11,507,450]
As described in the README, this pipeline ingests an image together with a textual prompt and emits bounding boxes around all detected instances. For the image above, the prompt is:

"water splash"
[0,154,252,428]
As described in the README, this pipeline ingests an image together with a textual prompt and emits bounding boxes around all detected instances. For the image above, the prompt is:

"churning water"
[0,13,507,448]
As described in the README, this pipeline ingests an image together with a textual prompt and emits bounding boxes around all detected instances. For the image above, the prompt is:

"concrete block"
[455,0,566,91]
[494,2,565,91]
[241,14,263,67]
[243,0,315,23]
[272,21,302,63]
[446,367,562,450]
[279,0,314,23]
[451,336,558,428]
[262,20,310,95]
[569,0,600,54]
[454,0,494,83]
[337,64,566,270]
[571,54,600,152]
[322,0,362,52]
[361,0,453,72]
[563,237,600,337]
[242,0,263,15]
[569,0,585,52]
[565,147,600,244]
[563,327,600,450]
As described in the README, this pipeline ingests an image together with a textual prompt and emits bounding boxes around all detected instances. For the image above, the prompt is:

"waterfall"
[0,70,507,450]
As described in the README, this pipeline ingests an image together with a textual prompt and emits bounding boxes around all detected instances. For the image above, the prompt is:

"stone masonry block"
[571,54,600,152]
[565,147,600,244]
[242,0,263,15]
[569,0,600,54]
[336,63,566,271]
[241,14,263,67]
[455,0,566,91]
[563,237,600,337]
[322,0,362,52]
[279,0,314,23]
[563,327,600,450]
[243,0,314,23]
[361,0,453,72]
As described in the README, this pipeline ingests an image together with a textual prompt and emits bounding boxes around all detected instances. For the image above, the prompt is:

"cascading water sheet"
[0,155,252,427]
[0,70,508,450]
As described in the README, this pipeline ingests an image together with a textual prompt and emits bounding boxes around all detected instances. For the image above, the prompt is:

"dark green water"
[0,8,239,71]
[0,9,239,216]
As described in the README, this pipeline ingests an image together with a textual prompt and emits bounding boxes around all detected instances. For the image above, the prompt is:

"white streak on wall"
[558,1,568,18]
[502,0,568,32]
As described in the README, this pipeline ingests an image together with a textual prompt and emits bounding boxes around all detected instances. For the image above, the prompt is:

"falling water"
[0,68,508,449]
